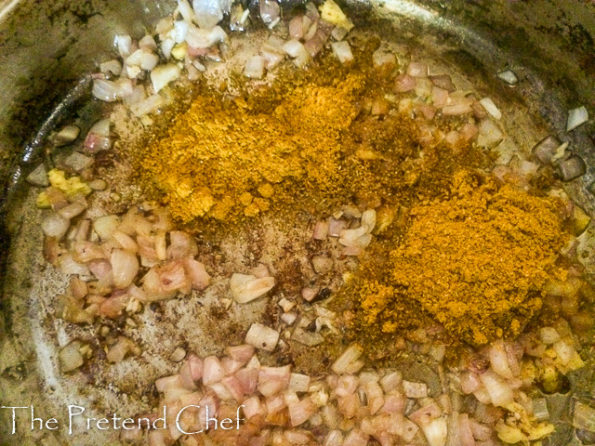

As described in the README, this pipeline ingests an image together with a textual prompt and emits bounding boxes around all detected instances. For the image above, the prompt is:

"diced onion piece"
[244,55,266,79]
[202,355,225,385]
[478,370,514,407]
[566,106,588,131]
[319,0,354,31]
[111,248,139,289]
[151,64,181,93]
[260,0,280,27]
[403,380,428,398]
[42,213,70,239]
[557,155,586,182]
[498,69,518,85]
[185,24,227,49]
[331,41,353,64]
[539,327,560,344]
[573,401,595,432]
[177,0,196,22]
[183,258,210,290]
[288,396,316,426]
[477,118,504,148]
[59,341,84,372]
[479,97,502,120]
[289,373,311,393]
[489,339,514,379]
[380,371,402,393]
[532,135,561,164]
[130,94,165,117]
[192,0,226,29]
[245,323,279,351]
[372,49,396,68]
[115,35,132,57]
[99,59,122,76]
[230,273,275,303]
[394,74,416,92]
[331,344,363,374]
[282,39,310,68]
[257,365,291,396]
[343,428,369,446]
[324,430,344,446]
[92,79,122,102]
[407,61,428,77]
[93,215,119,240]
[58,201,87,219]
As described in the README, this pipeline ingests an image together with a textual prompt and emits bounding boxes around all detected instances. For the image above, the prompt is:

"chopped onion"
[498,69,518,85]
[42,213,70,239]
[289,373,311,393]
[230,273,275,303]
[403,380,428,398]
[479,97,502,120]
[566,105,588,131]
[92,79,123,102]
[407,61,428,77]
[488,339,514,379]
[380,371,402,393]
[324,430,344,446]
[111,248,139,289]
[130,94,165,117]
[257,365,291,396]
[59,341,84,372]
[183,257,210,290]
[226,344,255,365]
[539,327,560,344]
[343,428,369,446]
[331,41,353,64]
[202,355,225,385]
[532,135,561,164]
[556,155,586,181]
[429,74,455,92]
[288,396,316,426]
[289,16,305,40]
[477,119,504,148]
[372,49,396,68]
[244,55,266,79]
[115,34,132,58]
[185,24,227,49]
[282,39,310,68]
[259,0,280,27]
[573,401,595,432]
[394,74,416,92]
[478,370,513,407]
[151,64,181,93]
[245,323,279,351]
[331,344,363,374]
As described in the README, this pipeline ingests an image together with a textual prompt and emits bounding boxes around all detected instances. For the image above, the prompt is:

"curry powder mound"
[355,170,568,345]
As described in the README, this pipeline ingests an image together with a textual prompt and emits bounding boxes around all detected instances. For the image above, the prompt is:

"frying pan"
[0,0,593,444]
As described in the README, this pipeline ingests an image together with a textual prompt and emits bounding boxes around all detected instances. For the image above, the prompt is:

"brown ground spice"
[352,170,568,345]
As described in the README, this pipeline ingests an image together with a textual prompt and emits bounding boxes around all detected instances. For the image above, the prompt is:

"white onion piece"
[331,41,353,64]
[93,215,119,240]
[260,0,280,27]
[230,273,275,303]
[58,201,87,219]
[289,373,311,393]
[566,105,588,131]
[183,257,210,290]
[130,94,165,117]
[99,59,122,76]
[245,323,279,351]
[111,249,139,289]
[380,371,402,393]
[92,79,121,102]
[244,55,266,79]
[139,34,157,51]
[407,61,428,77]
[331,344,363,374]
[282,39,310,68]
[192,0,227,29]
[89,118,110,137]
[479,97,502,120]
[257,365,290,396]
[172,20,188,43]
[477,119,504,148]
[324,430,344,446]
[372,49,396,68]
[403,380,428,398]
[478,370,513,407]
[63,151,93,171]
[394,74,416,92]
[489,339,514,379]
[139,51,160,71]
[161,38,176,60]
[343,429,369,446]
[498,69,518,85]
[202,355,225,385]
[177,0,196,22]
[185,24,227,49]
[225,344,254,365]
[42,213,70,239]
[115,34,132,57]
[59,341,84,372]
[151,64,181,93]
[59,254,91,277]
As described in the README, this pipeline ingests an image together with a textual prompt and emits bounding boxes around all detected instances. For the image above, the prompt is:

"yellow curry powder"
[355,170,568,345]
